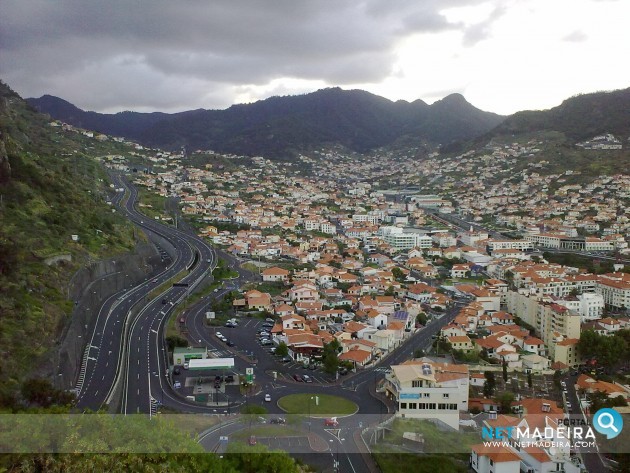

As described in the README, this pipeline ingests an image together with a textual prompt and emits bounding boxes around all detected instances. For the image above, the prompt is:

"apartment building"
[377,226,433,250]
[555,292,604,321]
[383,358,469,430]
[597,273,630,309]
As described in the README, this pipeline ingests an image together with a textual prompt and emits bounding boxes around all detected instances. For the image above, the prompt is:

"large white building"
[555,292,604,321]
[377,226,432,250]
[383,358,469,430]
[596,273,630,309]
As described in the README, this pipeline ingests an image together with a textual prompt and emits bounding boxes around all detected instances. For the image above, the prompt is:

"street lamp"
[307,396,313,432]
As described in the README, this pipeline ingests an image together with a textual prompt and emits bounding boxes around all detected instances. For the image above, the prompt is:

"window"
[400,403,407,409]
[423,393,430,398]
[412,380,423,388]
[443,393,449,398]
[409,403,417,409]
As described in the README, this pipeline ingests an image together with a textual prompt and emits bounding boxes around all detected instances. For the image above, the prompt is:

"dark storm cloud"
[1,0,493,111]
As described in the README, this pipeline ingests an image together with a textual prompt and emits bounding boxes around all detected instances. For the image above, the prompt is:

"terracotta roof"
[339,349,371,363]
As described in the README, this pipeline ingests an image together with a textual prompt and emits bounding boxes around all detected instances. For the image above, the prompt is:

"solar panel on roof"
[393,310,408,320]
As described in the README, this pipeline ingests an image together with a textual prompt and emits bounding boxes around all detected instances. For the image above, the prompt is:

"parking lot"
[216,315,338,384]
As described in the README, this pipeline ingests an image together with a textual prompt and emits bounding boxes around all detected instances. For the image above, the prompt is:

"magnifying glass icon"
[597,412,619,432]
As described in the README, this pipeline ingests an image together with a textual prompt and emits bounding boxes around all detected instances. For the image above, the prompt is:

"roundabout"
[277,393,359,417]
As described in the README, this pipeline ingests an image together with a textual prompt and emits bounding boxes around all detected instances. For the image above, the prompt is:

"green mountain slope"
[0,81,135,405]
[28,87,504,158]
[491,87,630,141]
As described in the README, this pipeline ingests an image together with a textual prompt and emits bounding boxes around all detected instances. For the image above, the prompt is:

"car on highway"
[161,298,167,304]
[293,374,303,382]
[152,278,158,283]
[324,418,339,427]
[264,394,271,402]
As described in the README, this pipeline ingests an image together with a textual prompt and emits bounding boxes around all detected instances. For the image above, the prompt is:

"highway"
[76,174,217,414]
[74,178,472,472]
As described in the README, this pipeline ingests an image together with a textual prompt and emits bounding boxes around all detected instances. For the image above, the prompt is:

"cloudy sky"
[2,0,629,115]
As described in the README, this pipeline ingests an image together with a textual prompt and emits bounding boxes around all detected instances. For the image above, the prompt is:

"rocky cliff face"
[0,135,11,184]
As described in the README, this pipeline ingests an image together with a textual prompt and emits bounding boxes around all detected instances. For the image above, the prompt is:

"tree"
[578,329,628,369]
[497,392,515,414]
[416,312,428,326]
[391,267,405,283]
[502,361,508,382]
[322,339,341,374]
[275,341,288,358]
[483,371,496,397]
[166,335,188,352]
[527,371,533,388]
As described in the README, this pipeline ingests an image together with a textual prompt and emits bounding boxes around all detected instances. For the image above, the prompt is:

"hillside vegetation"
[28,87,504,158]
[0,81,135,406]
[491,87,630,141]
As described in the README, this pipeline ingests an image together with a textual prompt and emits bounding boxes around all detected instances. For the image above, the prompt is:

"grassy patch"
[379,419,478,455]
[372,452,467,473]
[277,394,358,416]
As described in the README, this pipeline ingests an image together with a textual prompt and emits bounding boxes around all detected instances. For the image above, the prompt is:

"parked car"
[265,318,274,323]
[293,374,303,382]
[308,364,317,370]
[338,367,348,375]
[302,374,313,383]
[261,339,273,346]
[183,362,189,370]
[226,340,235,347]
[324,418,339,427]
[281,356,292,363]
[270,417,286,424]
[215,331,223,338]
[248,435,257,446]
[173,368,181,375]
[173,381,181,389]
[225,375,234,383]
[265,394,271,402]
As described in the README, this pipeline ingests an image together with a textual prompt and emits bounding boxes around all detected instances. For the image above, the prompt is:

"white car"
[265,394,271,402]
[215,332,223,338]
[174,381,181,389]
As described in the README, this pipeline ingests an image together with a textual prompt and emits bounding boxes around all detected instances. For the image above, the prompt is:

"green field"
[277,394,358,416]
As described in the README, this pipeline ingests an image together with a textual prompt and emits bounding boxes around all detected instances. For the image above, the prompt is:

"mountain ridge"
[27,87,504,158]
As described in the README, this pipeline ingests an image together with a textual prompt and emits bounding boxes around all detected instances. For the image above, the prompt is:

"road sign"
[245,367,254,383]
